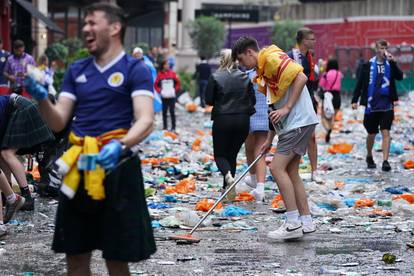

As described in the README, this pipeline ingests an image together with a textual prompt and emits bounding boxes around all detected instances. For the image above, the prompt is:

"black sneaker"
[366,156,376,169]
[382,160,391,172]
[20,197,35,211]
[4,195,25,224]
[325,129,332,143]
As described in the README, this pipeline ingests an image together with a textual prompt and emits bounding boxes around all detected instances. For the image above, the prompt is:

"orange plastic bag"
[368,209,392,217]
[196,129,205,136]
[161,157,180,164]
[393,193,414,204]
[271,194,285,209]
[192,138,201,151]
[354,198,375,208]
[164,186,177,194]
[28,166,40,182]
[334,111,343,121]
[174,178,196,194]
[164,131,178,140]
[195,198,222,212]
[165,178,196,194]
[235,192,255,202]
[141,158,161,165]
[403,160,414,169]
[328,143,353,154]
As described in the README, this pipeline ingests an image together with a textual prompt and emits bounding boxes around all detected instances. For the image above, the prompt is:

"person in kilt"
[25,3,156,275]
[0,93,54,211]
[0,95,27,235]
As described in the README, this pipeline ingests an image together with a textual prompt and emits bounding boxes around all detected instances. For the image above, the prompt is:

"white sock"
[285,210,300,224]
[255,182,264,193]
[250,174,257,186]
[6,193,16,204]
[0,221,3,225]
[300,215,313,226]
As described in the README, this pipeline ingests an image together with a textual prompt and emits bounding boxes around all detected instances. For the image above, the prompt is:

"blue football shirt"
[59,51,154,137]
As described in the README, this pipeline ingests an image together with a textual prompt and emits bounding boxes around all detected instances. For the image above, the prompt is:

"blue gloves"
[24,76,48,101]
[97,140,123,170]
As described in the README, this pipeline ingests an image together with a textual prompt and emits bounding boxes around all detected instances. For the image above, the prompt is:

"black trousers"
[212,114,250,188]
[162,98,176,130]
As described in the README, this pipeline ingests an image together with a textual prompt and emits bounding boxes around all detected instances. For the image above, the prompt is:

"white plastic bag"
[323,92,334,119]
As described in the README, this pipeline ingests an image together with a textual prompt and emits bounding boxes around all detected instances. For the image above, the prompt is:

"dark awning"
[16,0,64,33]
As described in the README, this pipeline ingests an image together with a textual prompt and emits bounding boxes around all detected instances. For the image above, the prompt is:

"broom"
[169,150,267,243]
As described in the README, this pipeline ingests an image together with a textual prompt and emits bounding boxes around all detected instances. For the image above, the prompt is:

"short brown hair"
[375,39,389,48]
[231,36,260,61]
[84,3,127,41]
[296,27,314,44]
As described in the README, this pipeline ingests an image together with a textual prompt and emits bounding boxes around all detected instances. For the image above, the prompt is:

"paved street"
[1,95,414,275]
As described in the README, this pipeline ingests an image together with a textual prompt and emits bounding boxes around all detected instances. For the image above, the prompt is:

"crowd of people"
[0,2,405,275]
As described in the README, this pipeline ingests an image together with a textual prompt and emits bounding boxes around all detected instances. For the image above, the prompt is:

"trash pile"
[136,92,414,273]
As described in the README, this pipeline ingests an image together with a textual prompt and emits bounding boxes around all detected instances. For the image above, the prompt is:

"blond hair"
[218,49,236,72]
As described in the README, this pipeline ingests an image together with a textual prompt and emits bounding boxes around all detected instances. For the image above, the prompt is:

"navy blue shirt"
[370,63,392,112]
[196,62,212,81]
[60,51,154,137]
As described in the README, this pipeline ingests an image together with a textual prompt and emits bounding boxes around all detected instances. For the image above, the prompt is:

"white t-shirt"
[270,85,319,135]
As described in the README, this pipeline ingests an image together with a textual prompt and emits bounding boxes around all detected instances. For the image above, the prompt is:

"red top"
[154,70,180,94]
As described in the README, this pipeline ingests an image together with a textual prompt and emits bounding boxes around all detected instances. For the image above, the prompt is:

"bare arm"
[119,95,154,148]
[38,97,75,132]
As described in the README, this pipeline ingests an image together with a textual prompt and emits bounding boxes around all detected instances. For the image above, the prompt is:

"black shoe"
[366,156,376,169]
[382,160,391,172]
[325,129,332,143]
[20,197,34,211]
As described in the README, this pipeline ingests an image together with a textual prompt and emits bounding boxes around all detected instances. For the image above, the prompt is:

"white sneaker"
[251,188,265,202]
[311,171,323,184]
[267,221,303,240]
[302,222,316,234]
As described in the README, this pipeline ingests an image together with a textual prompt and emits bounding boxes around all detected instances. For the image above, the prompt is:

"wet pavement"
[1,94,414,275]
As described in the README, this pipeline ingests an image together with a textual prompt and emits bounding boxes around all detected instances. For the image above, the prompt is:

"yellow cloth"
[57,129,127,200]
[254,45,303,104]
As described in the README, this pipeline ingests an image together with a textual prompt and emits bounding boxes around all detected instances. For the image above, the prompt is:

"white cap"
[132,47,143,55]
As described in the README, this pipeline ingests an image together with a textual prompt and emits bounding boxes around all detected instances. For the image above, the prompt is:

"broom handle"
[189,150,267,235]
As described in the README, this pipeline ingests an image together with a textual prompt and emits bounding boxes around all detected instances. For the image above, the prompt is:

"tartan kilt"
[1,96,54,150]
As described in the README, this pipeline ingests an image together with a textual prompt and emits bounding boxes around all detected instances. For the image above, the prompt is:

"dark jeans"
[198,80,208,108]
[212,114,250,188]
[162,97,176,130]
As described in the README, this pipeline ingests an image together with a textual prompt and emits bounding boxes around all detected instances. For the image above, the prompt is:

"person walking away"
[233,36,319,240]
[206,49,255,201]
[195,56,212,108]
[287,28,321,183]
[318,58,343,143]
[3,40,35,97]
[352,39,403,172]
[236,68,269,202]
[0,38,10,95]
[24,3,156,275]
[154,60,180,131]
